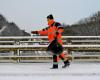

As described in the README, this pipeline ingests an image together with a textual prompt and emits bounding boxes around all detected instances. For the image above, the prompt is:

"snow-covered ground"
[0,62,100,80]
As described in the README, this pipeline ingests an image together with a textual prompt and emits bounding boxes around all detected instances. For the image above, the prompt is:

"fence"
[0,36,100,62]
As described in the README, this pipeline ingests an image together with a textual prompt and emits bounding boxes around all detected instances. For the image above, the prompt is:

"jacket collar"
[48,19,55,26]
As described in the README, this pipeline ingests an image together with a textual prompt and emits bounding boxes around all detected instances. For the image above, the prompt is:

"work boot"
[50,64,58,69]
[62,60,70,68]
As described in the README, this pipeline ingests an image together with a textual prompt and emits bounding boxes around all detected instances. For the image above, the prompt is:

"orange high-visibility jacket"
[38,20,64,45]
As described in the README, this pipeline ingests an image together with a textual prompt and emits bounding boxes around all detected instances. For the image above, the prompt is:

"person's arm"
[38,27,48,36]
[57,27,64,34]
[31,27,48,36]
[55,22,64,35]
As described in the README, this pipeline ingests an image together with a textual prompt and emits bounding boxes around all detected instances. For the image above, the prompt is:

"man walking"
[31,14,70,69]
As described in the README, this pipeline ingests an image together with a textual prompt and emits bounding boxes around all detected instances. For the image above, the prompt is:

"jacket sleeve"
[58,27,64,34]
[55,22,64,34]
[38,27,48,36]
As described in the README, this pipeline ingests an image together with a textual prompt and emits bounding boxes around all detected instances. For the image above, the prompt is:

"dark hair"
[47,14,54,19]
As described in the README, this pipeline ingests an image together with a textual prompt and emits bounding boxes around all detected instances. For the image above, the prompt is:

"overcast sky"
[0,0,100,33]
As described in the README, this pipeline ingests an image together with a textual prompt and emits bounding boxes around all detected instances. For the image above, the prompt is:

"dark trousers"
[53,54,64,68]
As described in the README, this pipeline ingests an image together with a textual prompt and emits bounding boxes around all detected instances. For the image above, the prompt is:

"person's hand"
[31,31,38,34]
[56,32,59,35]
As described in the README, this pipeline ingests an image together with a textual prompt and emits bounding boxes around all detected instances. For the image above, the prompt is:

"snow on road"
[0,62,100,80]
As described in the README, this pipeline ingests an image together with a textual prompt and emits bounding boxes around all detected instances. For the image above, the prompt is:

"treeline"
[63,11,100,36]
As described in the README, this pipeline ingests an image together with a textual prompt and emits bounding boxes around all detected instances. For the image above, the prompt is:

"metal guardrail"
[0,36,100,39]
[0,36,100,62]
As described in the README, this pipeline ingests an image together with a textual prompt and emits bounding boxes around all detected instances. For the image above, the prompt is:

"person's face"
[47,18,50,23]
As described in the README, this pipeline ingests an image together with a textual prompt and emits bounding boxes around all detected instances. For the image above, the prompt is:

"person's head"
[47,14,54,22]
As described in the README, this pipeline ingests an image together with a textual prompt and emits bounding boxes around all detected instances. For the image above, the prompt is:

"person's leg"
[51,55,58,69]
[57,56,60,62]
[59,53,70,68]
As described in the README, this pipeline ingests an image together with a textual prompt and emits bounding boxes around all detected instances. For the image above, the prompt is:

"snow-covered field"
[0,62,100,80]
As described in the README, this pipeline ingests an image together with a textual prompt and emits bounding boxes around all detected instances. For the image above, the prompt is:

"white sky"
[0,0,100,33]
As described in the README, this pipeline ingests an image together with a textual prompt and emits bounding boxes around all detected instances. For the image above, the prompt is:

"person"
[31,14,70,69]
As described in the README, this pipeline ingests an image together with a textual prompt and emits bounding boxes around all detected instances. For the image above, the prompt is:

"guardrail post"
[17,49,20,63]
[14,40,20,62]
